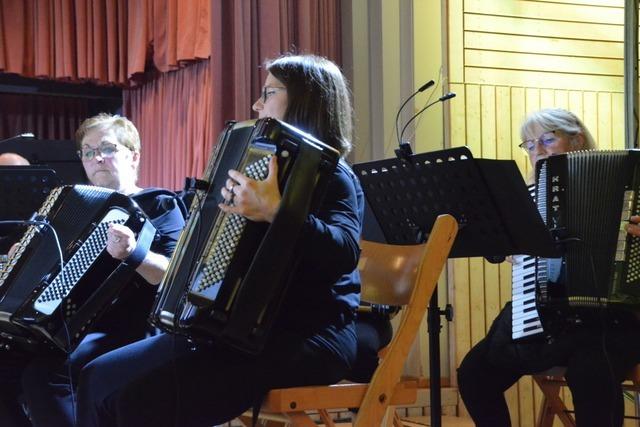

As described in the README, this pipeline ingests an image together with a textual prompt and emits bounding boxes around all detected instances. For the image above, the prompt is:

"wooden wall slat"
[465,50,622,76]
[554,90,569,110]
[511,87,529,176]
[538,0,622,6]
[496,86,513,161]
[583,91,600,140]
[480,85,496,158]
[449,0,465,84]
[518,377,536,427]
[468,258,486,345]
[464,0,623,24]
[465,13,622,41]
[465,84,482,156]
[540,0,622,7]
[569,91,585,120]
[612,92,625,147]
[464,32,623,58]
[465,67,624,92]
[540,89,554,110]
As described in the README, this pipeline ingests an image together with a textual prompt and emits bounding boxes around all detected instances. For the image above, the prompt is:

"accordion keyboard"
[511,254,543,339]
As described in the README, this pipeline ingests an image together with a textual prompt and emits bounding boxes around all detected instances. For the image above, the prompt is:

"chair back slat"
[358,240,425,307]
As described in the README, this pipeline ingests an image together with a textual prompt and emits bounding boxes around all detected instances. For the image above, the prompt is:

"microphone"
[395,81,434,145]
[399,92,456,143]
[0,133,35,144]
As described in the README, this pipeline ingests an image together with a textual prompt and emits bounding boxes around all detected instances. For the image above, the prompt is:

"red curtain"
[130,0,342,189]
[0,0,210,85]
[125,60,213,190]
[211,0,342,137]
[0,93,88,140]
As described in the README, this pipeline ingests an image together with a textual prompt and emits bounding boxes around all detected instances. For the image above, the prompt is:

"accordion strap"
[123,217,155,270]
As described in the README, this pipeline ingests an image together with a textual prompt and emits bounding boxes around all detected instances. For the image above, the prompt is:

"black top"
[276,161,364,335]
[95,188,186,338]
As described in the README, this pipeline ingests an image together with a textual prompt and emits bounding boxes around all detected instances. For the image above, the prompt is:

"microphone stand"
[399,93,456,144]
[395,81,434,145]
[394,92,456,427]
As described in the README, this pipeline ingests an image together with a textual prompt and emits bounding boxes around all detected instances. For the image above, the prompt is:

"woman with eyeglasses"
[15,114,186,427]
[518,108,596,173]
[71,54,363,427]
[457,108,640,427]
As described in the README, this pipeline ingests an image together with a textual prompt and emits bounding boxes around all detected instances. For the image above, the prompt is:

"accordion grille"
[197,154,272,292]
[34,210,129,315]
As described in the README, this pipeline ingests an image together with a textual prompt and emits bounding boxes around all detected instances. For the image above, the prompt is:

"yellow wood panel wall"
[445,0,630,425]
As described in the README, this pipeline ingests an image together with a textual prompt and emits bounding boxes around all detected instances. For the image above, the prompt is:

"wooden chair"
[534,364,640,426]
[238,214,458,427]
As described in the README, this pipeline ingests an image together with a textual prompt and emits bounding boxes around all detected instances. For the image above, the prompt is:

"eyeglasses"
[519,131,559,152]
[77,143,121,162]
[260,86,286,103]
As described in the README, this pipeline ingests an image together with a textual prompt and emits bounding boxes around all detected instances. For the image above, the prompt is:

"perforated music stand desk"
[0,166,60,251]
[353,146,557,427]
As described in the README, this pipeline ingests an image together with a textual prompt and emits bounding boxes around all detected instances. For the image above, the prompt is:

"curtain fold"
[125,59,213,190]
[210,0,343,154]
[131,0,342,189]
[0,0,211,85]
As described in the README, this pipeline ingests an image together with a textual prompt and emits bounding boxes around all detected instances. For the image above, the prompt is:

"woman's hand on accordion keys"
[106,223,136,261]
[627,216,640,237]
[219,156,281,223]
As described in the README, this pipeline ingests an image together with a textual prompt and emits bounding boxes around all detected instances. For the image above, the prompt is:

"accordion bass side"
[0,185,155,353]
[534,150,640,332]
[151,118,340,354]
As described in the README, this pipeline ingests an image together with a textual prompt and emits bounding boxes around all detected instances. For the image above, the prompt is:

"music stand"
[0,166,60,251]
[353,146,557,427]
[0,138,87,185]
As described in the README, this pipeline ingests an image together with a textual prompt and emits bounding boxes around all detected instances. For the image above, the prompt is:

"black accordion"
[522,150,640,338]
[0,185,155,353]
[151,118,340,354]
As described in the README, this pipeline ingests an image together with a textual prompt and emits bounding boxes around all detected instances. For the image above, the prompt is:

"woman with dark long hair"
[74,54,364,427]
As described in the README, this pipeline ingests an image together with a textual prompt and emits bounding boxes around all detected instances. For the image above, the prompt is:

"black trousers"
[0,350,31,427]
[77,323,356,427]
[348,312,393,383]
[457,303,640,427]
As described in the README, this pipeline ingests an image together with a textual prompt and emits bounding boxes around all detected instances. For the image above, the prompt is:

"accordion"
[512,150,640,340]
[151,118,340,354]
[0,185,155,353]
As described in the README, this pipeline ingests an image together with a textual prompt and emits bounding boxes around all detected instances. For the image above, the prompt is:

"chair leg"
[317,409,336,427]
[534,376,576,427]
[287,411,322,427]
[536,392,556,427]
[392,410,403,427]
[380,406,397,427]
[237,415,287,427]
